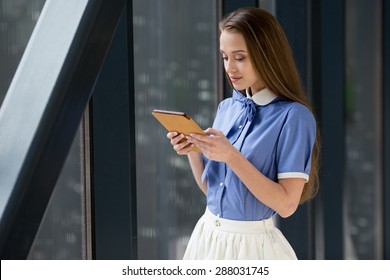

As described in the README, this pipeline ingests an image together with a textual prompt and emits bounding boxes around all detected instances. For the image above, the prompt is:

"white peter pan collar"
[246,88,278,105]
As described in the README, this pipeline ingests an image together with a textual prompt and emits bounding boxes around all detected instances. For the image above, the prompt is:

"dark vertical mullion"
[126,0,138,260]
[275,0,311,260]
[90,4,136,259]
[319,0,345,259]
[384,0,390,261]
[310,0,325,260]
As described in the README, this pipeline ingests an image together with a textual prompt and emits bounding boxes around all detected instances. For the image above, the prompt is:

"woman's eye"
[221,56,245,61]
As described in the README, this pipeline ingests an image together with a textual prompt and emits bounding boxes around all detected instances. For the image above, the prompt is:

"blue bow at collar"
[233,90,257,122]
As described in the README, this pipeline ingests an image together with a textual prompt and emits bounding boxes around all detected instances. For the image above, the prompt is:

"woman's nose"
[225,60,236,73]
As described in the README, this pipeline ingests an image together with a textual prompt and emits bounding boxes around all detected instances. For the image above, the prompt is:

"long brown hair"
[220,7,320,203]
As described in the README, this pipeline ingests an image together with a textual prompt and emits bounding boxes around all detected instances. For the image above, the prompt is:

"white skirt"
[183,208,297,260]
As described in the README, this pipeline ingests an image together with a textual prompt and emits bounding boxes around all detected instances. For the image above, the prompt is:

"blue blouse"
[202,88,316,221]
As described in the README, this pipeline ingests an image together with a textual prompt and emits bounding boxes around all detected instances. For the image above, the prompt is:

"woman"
[167,7,320,260]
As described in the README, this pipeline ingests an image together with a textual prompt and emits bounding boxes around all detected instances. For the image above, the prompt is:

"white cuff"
[278,172,309,182]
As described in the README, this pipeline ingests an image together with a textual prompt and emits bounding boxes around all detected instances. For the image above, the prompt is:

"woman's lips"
[230,77,242,83]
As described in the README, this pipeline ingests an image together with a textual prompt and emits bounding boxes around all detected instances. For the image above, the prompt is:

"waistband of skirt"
[201,207,275,234]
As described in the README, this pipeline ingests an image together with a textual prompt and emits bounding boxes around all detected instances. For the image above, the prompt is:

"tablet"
[152,109,206,152]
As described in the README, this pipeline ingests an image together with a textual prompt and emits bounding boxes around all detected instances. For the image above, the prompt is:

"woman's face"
[220,30,265,93]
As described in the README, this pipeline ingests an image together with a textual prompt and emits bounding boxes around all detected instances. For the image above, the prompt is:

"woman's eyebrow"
[219,49,247,54]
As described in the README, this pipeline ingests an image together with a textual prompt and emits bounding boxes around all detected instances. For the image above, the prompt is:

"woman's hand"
[187,128,237,163]
[167,132,195,155]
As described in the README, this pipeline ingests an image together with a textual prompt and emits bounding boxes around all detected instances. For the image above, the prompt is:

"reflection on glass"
[258,0,275,14]
[133,0,218,259]
[0,0,46,107]
[0,0,86,260]
[344,0,382,259]
[28,128,87,260]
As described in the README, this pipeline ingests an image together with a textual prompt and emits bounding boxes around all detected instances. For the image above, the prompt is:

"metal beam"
[314,0,345,259]
[90,3,138,260]
[0,0,126,259]
[384,0,390,261]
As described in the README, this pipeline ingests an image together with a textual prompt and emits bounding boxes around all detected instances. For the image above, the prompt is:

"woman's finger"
[187,135,204,148]
[170,133,185,145]
[175,141,194,155]
[204,127,223,136]
[167,131,178,139]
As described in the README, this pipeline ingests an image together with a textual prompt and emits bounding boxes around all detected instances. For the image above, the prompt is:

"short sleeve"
[276,104,316,182]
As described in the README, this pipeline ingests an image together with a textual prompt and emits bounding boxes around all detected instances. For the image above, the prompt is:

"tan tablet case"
[152,109,205,152]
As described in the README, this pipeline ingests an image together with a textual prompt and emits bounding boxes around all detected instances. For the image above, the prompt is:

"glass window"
[133,0,218,259]
[0,0,88,260]
[28,126,88,260]
[0,0,46,107]
[258,0,276,14]
[344,0,383,259]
